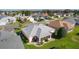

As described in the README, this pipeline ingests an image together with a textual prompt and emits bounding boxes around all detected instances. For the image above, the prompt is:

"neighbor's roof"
[63,17,76,25]
[48,20,64,29]
[0,16,16,26]
[48,20,74,30]
[0,31,24,49]
[0,16,16,19]
[22,23,55,39]
[0,16,7,19]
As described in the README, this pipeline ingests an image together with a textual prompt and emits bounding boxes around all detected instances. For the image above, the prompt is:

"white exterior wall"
[0,16,16,26]
[29,37,33,43]
[6,17,16,23]
[27,16,37,23]
[0,19,8,26]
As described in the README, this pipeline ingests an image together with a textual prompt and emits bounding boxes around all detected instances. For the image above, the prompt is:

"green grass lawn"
[24,26,79,49]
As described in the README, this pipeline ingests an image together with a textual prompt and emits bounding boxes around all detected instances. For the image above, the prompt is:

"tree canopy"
[55,27,67,39]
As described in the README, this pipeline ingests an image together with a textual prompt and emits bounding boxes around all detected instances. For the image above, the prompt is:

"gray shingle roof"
[22,23,55,39]
[0,16,7,19]
[0,31,24,49]
[63,17,76,25]
[22,23,35,37]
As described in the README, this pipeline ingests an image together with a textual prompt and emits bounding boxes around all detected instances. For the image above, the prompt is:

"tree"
[63,9,71,13]
[42,10,52,16]
[21,11,32,16]
[55,27,67,39]
[73,10,79,16]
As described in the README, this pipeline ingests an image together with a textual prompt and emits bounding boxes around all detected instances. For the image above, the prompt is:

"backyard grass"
[24,26,79,49]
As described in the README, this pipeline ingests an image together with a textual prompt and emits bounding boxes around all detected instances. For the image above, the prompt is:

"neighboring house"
[74,17,79,25]
[41,12,49,19]
[53,13,63,18]
[15,14,27,22]
[30,13,41,21]
[30,12,49,21]
[63,17,76,27]
[22,23,55,43]
[48,20,74,31]
[63,13,74,17]
[53,12,73,17]
[74,18,79,25]
[1,12,6,16]
[42,12,48,17]
[27,16,37,23]
[0,16,16,26]
[0,31,24,49]
[19,16,27,22]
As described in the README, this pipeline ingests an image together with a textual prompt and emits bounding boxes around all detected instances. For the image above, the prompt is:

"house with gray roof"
[30,12,50,21]
[75,19,79,25]
[63,17,76,25]
[22,23,55,44]
[0,16,16,26]
[74,17,79,25]
[0,31,24,49]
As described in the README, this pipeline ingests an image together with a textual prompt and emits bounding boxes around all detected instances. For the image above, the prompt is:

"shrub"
[55,27,67,39]
[76,33,79,36]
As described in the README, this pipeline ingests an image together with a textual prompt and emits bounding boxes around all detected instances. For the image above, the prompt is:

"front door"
[32,36,39,42]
